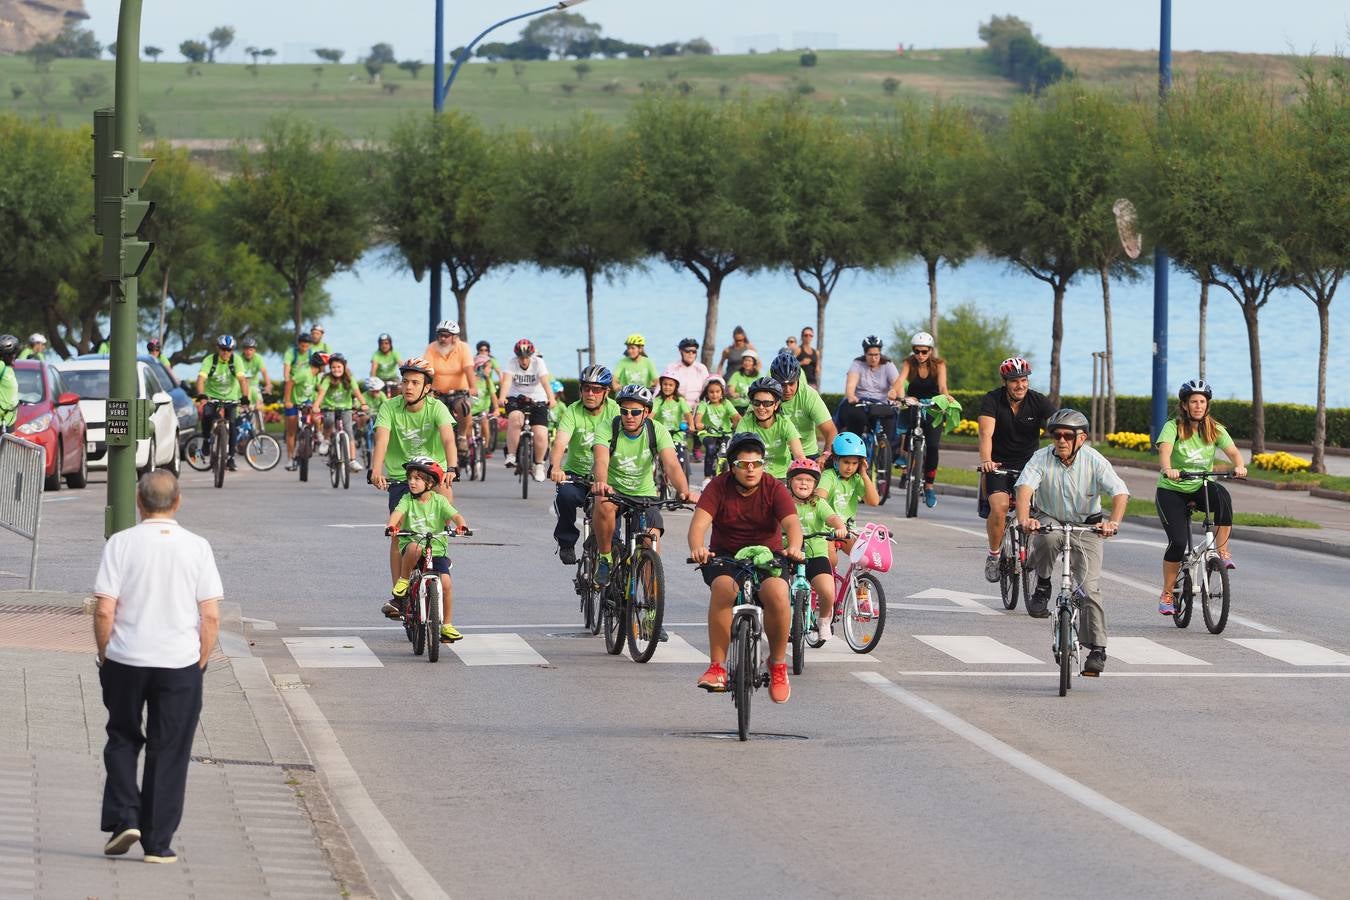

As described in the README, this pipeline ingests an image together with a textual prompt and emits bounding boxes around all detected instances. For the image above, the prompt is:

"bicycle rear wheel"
[338,433,351,489]
[1057,605,1072,696]
[519,433,531,500]
[243,434,282,471]
[602,582,625,655]
[904,438,922,518]
[212,424,227,489]
[410,582,426,657]
[297,429,311,482]
[790,580,809,674]
[488,416,500,453]
[732,616,755,742]
[1201,556,1230,634]
[804,591,826,649]
[424,577,442,663]
[873,437,892,505]
[465,440,478,481]
[1174,569,1194,628]
[578,536,598,633]
[476,440,487,481]
[842,573,886,653]
[626,549,665,663]
[999,527,1020,610]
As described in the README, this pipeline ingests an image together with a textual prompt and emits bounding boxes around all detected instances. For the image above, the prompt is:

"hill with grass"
[0,46,1321,140]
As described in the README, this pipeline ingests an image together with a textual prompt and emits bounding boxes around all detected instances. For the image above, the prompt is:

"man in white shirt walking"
[94,470,223,864]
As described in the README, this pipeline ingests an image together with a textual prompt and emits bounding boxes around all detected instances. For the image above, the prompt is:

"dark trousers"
[200,400,240,458]
[100,659,203,853]
[553,479,590,548]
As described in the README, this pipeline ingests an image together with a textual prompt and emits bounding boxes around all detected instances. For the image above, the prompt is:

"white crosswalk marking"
[807,637,882,662]
[1107,637,1210,666]
[450,633,549,666]
[1226,639,1350,666]
[283,637,384,668]
[651,633,709,664]
[915,635,1041,664]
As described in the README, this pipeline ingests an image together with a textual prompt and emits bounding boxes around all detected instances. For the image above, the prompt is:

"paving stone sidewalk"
[0,593,364,900]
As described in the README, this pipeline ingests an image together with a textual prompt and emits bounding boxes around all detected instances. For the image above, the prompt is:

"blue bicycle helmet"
[769,351,801,384]
[831,432,867,458]
[216,334,237,351]
[616,384,654,409]
[550,379,564,394]
[579,364,613,387]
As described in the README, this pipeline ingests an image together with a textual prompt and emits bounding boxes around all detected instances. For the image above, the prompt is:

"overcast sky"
[83,1,1346,64]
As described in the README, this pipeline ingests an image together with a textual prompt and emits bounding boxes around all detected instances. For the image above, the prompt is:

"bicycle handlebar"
[605,495,691,512]
[390,528,475,539]
[1178,471,1238,480]
[975,466,1022,477]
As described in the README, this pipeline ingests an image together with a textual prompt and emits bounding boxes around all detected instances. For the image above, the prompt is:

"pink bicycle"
[806,522,895,653]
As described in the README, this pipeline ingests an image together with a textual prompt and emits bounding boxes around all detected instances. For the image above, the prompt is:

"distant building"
[0,0,89,55]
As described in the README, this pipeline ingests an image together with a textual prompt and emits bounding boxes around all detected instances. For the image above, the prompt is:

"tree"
[495,118,642,363]
[520,11,601,58]
[105,43,116,58]
[898,303,1030,391]
[70,73,110,105]
[572,61,592,81]
[180,40,208,63]
[207,26,235,63]
[144,46,163,62]
[978,15,1070,93]
[314,48,344,64]
[398,60,424,79]
[245,46,262,66]
[379,112,513,337]
[364,60,384,83]
[220,119,370,333]
[626,98,769,368]
[367,43,396,65]
[30,25,102,62]
[684,38,714,56]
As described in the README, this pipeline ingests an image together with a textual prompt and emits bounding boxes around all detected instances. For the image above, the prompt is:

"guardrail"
[0,435,45,589]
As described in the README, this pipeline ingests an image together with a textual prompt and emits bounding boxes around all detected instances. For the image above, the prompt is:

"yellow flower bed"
[953,419,980,436]
[1252,451,1311,473]
[1106,431,1153,451]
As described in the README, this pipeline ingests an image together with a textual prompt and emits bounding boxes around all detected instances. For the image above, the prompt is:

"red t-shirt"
[696,472,798,556]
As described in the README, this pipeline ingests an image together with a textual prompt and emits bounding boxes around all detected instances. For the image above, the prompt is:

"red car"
[11,360,88,491]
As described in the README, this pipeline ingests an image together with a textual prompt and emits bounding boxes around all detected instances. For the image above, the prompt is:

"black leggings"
[1156,484,1233,562]
[900,413,941,482]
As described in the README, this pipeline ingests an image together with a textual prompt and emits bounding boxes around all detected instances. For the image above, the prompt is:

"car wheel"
[66,434,89,489]
[44,441,62,492]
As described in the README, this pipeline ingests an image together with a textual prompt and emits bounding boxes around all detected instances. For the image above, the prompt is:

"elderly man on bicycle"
[688,432,804,703]
[1015,409,1129,676]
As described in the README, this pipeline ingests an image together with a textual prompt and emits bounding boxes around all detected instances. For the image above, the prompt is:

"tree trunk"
[700,272,724,371]
[1312,297,1330,474]
[926,255,939,340]
[292,283,305,335]
[1197,280,1209,380]
[454,288,469,339]
[1048,281,1065,408]
[584,268,596,366]
[816,292,828,392]
[157,263,171,345]
[1099,264,1116,434]
[1242,299,1265,455]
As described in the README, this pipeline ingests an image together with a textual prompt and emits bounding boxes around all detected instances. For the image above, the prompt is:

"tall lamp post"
[1150,0,1173,440]
[425,0,589,341]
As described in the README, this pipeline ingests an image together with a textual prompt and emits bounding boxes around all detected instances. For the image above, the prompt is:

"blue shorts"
[387,480,410,513]
[284,406,300,417]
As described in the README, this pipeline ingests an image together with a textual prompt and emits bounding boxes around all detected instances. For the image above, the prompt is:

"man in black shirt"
[977,358,1054,588]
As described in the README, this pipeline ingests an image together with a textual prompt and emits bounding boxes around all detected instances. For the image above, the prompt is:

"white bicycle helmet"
[910,331,935,349]
[436,320,460,335]
[363,377,385,393]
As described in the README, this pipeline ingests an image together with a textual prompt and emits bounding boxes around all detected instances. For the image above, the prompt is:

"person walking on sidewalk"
[93,470,223,864]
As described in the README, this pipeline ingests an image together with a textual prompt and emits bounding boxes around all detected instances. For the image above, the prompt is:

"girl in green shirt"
[694,376,740,480]
[727,350,760,412]
[652,374,692,436]
[733,376,803,480]
[817,432,881,570]
[312,353,369,465]
[786,458,848,643]
[371,334,400,387]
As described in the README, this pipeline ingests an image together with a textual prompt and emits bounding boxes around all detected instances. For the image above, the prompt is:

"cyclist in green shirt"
[283,350,324,471]
[470,341,500,446]
[612,334,659,393]
[283,332,314,384]
[590,384,693,588]
[194,334,252,471]
[238,337,272,406]
[732,377,804,480]
[548,365,620,564]
[309,323,331,354]
[652,373,692,436]
[693,375,741,483]
[816,432,880,570]
[0,335,20,434]
[786,458,848,643]
[771,352,836,461]
[370,334,400,389]
[312,353,370,470]
[18,333,47,362]
[385,456,470,641]
[146,339,174,379]
[726,349,761,412]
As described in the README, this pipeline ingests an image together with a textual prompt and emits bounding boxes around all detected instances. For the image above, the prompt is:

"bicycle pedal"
[1080,670,1100,678]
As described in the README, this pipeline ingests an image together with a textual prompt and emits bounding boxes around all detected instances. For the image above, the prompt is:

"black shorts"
[506,396,549,427]
[802,556,832,580]
[610,491,664,534]
[700,560,787,592]
[984,471,1019,496]
[425,556,452,575]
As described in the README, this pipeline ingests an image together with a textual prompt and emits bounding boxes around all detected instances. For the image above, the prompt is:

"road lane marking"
[890,671,1350,679]
[282,637,383,668]
[1227,615,1283,634]
[854,672,1319,899]
[914,635,1041,664]
[449,633,548,666]
[243,616,277,631]
[276,675,450,900]
[1107,637,1210,666]
[296,622,711,631]
[907,588,1004,615]
[890,603,1003,614]
[650,633,708,664]
[807,638,881,663]
[1227,639,1350,666]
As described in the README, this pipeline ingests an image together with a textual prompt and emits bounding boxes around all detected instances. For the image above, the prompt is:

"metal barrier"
[0,434,45,589]
[1089,351,1109,444]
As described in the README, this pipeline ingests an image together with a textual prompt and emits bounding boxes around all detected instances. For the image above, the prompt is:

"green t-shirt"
[312,339,331,353]
[284,346,312,373]
[780,384,831,456]
[556,397,621,476]
[727,370,758,410]
[793,496,836,559]
[1156,419,1235,493]
[319,373,359,410]
[375,396,456,477]
[290,366,319,405]
[155,353,173,371]
[198,353,245,402]
[734,415,801,479]
[596,418,675,497]
[18,348,42,361]
[651,395,690,433]
[613,355,658,389]
[0,364,18,427]
[371,349,400,382]
[696,399,738,437]
[240,354,266,403]
[395,492,460,557]
[819,467,865,522]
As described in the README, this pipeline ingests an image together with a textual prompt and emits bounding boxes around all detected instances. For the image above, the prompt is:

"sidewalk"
[937,446,1350,559]
[0,591,371,899]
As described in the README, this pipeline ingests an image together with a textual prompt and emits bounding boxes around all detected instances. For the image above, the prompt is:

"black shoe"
[659,628,669,642]
[226,457,238,471]
[1082,647,1107,677]
[559,544,577,566]
[104,826,141,856]
[284,460,298,472]
[1026,579,1052,618]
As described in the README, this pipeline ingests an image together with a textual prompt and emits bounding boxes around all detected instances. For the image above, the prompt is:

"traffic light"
[92,108,156,281]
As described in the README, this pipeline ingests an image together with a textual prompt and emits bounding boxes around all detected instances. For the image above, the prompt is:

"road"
[12,460,1350,899]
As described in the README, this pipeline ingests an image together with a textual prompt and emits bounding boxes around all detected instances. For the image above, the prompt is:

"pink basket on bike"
[849,523,893,573]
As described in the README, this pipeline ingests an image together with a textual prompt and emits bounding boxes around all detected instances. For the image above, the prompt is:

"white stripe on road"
[650,633,708,664]
[282,637,383,668]
[1106,637,1210,667]
[277,675,450,900]
[1227,615,1283,634]
[296,622,711,631]
[914,635,1041,664]
[890,603,1003,614]
[891,671,1350,679]
[449,633,548,666]
[1227,639,1350,666]
[854,672,1318,900]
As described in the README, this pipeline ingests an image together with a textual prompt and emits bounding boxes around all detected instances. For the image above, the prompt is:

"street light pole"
[440,1,588,98]
[1150,0,1173,441]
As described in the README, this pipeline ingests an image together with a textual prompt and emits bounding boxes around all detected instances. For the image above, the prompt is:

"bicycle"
[787,531,839,675]
[294,402,317,483]
[325,409,357,490]
[1035,516,1104,697]
[233,406,281,471]
[355,411,375,472]
[980,467,1032,610]
[507,399,548,500]
[852,400,899,505]
[389,527,473,663]
[898,398,937,519]
[565,477,600,635]
[1171,471,1236,634]
[701,429,733,479]
[464,416,488,482]
[598,494,688,663]
[804,522,893,654]
[183,400,235,489]
[660,423,693,500]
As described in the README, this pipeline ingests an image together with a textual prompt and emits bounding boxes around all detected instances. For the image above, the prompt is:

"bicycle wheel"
[874,437,892,505]
[488,416,500,453]
[578,535,599,634]
[465,440,478,482]
[602,582,625,655]
[296,429,311,482]
[904,439,922,518]
[410,582,426,657]
[184,435,212,471]
[1058,605,1072,697]
[732,616,755,742]
[999,527,1020,610]
[338,433,352,489]
[842,572,886,653]
[804,590,826,649]
[626,549,665,663]
[476,441,488,482]
[1018,543,1035,613]
[212,424,227,489]
[1173,569,1194,629]
[519,433,531,500]
[424,577,441,663]
[790,580,809,674]
[243,433,282,471]
[1201,556,1231,634]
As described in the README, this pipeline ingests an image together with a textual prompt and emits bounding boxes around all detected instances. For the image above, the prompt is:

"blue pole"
[428,0,446,341]
[1150,0,1172,440]
[441,4,559,99]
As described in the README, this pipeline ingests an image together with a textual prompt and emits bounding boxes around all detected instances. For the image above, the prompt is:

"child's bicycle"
[804,522,894,654]
[388,527,473,663]
[786,531,842,675]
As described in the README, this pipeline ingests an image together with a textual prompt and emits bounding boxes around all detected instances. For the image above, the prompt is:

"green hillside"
[0,47,1317,140]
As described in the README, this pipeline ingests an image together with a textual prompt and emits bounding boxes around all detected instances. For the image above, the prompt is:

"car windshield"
[61,369,109,400]
[16,370,42,404]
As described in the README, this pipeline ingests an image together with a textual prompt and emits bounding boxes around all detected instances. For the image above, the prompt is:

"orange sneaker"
[768,662,791,703]
[697,663,727,692]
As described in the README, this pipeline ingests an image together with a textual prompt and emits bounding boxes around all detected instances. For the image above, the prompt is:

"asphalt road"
[13,460,1350,899]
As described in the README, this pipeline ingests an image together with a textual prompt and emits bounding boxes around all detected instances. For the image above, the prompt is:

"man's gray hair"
[137,470,180,513]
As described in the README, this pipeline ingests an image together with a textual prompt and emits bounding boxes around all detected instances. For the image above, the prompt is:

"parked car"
[56,358,180,476]
[10,360,88,491]
[78,354,198,454]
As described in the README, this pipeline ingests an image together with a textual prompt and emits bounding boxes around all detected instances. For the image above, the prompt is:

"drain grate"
[669,731,809,742]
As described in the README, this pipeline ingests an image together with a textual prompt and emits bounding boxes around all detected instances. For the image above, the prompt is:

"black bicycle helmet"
[861,335,883,351]
[769,351,801,384]
[241,336,258,349]
[615,384,654,409]
[0,334,19,359]
[1046,408,1090,434]
[678,337,699,351]
[747,376,783,401]
[579,364,613,387]
[297,331,312,344]
[1178,379,1213,402]
[327,352,347,365]
[216,334,237,351]
[308,351,329,368]
[726,431,767,460]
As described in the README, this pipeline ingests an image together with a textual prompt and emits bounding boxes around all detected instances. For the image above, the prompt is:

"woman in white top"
[497,338,556,481]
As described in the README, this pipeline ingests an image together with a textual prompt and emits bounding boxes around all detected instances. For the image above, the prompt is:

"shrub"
[1252,451,1311,474]
[800,52,818,68]
[882,76,900,96]
[1106,431,1152,452]
[953,419,980,437]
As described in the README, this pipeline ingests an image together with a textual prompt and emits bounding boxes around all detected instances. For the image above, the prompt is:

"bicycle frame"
[1035,518,1099,695]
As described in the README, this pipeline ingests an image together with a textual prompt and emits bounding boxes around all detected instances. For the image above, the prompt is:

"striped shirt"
[1014,445,1128,523]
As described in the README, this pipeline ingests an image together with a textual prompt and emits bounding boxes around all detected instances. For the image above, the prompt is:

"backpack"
[609,416,660,461]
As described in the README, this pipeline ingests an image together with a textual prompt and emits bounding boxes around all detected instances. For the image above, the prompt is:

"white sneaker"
[348,459,363,472]
[316,440,330,456]
[532,463,546,482]
[504,454,516,468]
[816,618,831,643]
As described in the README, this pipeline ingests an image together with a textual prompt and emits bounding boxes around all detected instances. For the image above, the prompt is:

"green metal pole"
[106,0,143,536]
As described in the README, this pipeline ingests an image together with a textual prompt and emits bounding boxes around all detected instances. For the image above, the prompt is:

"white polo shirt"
[94,518,224,669]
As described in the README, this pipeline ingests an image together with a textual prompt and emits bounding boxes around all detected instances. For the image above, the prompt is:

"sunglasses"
[681,348,697,353]
[580,384,607,394]
[1052,431,1079,441]
[732,459,765,470]
[750,398,777,408]
[912,348,931,354]
[619,408,646,417]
